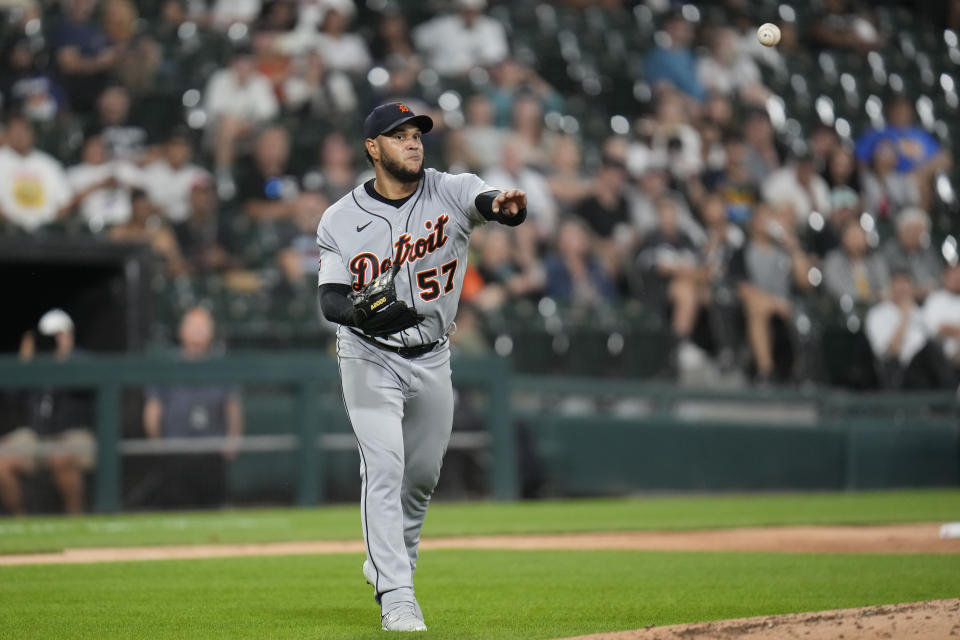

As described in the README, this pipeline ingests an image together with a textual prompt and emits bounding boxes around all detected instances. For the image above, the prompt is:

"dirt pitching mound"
[1,523,958,566]
[560,598,960,640]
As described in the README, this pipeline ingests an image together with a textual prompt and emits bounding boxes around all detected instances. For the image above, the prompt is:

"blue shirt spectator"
[854,97,941,172]
[642,13,706,101]
[544,219,618,305]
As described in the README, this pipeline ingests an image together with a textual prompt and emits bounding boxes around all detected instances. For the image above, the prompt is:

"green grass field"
[2,489,958,554]
[2,490,959,639]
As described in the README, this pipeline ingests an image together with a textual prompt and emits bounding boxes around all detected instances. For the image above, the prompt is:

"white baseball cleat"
[381,603,427,632]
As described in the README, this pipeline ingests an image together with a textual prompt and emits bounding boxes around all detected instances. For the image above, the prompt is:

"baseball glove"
[351,263,424,337]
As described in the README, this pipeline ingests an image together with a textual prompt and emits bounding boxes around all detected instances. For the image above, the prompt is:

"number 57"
[416,259,458,301]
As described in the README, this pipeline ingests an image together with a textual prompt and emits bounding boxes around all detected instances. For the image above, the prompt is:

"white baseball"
[757,23,781,47]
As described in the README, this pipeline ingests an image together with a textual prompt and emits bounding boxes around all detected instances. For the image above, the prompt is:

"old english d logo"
[397,103,410,113]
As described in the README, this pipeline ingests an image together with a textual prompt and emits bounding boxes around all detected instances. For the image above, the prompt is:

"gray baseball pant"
[336,329,454,611]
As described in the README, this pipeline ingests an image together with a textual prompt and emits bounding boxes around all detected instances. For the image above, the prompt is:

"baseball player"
[316,102,526,632]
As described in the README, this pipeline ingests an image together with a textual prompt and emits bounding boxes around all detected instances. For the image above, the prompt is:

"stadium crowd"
[0,0,959,389]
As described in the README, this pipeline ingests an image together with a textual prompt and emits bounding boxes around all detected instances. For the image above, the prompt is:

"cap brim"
[370,114,434,139]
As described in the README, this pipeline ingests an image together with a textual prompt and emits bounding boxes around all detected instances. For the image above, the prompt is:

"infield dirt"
[560,598,960,640]
[0,522,957,565]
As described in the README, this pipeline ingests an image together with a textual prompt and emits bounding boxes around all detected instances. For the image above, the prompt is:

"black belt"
[349,328,440,359]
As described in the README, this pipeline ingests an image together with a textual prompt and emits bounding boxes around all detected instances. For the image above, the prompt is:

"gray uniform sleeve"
[316,215,353,287]
[438,171,500,228]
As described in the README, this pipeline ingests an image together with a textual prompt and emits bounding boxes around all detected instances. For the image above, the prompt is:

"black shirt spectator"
[49,0,113,112]
[573,159,631,239]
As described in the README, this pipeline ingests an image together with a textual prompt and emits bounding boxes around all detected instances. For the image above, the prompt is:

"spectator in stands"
[101,0,161,96]
[696,26,770,107]
[631,166,704,245]
[143,307,244,508]
[699,191,745,369]
[574,155,635,278]
[277,191,328,286]
[142,129,208,224]
[574,155,631,241]
[203,45,279,192]
[704,135,759,225]
[823,146,861,195]
[173,176,238,274]
[276,0,371,75]
[809,0,884,53]
[881,207,943,299]
[95,85,149,163]
[808,186,859,258]
[731,204,813,382]
[742,110,781,185]
[447,93,505,172]
[635,198,707,362]
[67,132,143,231]
[809,123,841,170]
[0,310,95,515]
[236,125,325,224]
[544,218,617,306]
[700,192,745,286]
[109,188,189,276]
[487,58,564,129]
[49,0,115,112]
[0,113,72,233]
[822,221,890,305]
[509,93,556,172]
[694,118,725,179]
[413,0,508,78]
[471,226,544,311]
[370,10,420,69]
[256,0,298,33]
[922,263,960,372]
[1,36,67,126]
[282,50,357,120]
[211,0,261,29]
[860,139,922,220]
[761,147,831,229]
[302,131,358,203]
[647,91,702,182]
[643,12,706,101]
[482,138,557,251]
[855,96,951,198]
[545,134,591,216]
[866,270,956,389]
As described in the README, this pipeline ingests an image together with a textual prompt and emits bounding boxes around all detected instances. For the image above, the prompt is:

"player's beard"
[380,152,424,184]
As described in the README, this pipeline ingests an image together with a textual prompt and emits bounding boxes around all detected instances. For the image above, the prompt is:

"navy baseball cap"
[363,102,433,140]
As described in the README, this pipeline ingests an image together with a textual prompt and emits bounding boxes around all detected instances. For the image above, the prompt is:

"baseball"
[757,23,781,47]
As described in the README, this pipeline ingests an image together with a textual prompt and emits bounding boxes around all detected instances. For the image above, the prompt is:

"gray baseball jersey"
[316,168,498,346]
[317,168,505,621]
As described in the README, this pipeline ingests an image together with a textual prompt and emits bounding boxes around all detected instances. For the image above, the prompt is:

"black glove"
[351,264,424,337]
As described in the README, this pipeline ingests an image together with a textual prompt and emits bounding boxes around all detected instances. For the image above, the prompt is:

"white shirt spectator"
[865,301,928,366]
[211,0,261,28]
[630,190,706,246]
[761,164,832,226]
[311,33,371,74]
[696,54,762,97]
[67,160,143,229]
[923,289,960,360]
[413,13,508,76]
[277,32,371,75]
[0,146,72,232]
[204,68,279,124]
[142,161,209,223]
[483,165,557,236]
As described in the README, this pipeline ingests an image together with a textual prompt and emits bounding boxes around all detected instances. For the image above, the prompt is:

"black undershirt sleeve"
[319,283,356,326]
[475,191,527,227]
